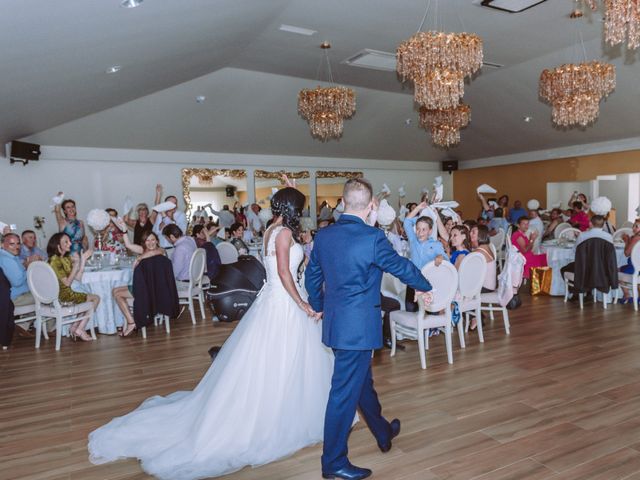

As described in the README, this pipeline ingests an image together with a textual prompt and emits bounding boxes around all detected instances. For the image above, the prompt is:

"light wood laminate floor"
[2,295,640,479]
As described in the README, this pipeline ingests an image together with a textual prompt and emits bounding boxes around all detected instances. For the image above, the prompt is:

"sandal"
[121,322,137,337]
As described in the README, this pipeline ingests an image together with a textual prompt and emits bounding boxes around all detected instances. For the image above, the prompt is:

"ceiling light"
[481,0,547,13]
[279,24,317,36]
[196,96,206,104]
[106,65,122,74]
[523,116,533,122]
[121,0,143,8]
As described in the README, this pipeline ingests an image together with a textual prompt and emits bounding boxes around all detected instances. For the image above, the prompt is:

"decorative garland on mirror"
[316,171,363,178]
[181,168,247,225]
[254,170,310,181]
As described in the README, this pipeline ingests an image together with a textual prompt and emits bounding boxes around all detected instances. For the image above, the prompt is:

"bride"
[88,183,334,479]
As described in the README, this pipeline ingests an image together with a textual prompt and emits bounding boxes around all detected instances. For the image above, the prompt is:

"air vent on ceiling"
[343,49,504,71]
[481,0,547,13]
[278,24,317,36]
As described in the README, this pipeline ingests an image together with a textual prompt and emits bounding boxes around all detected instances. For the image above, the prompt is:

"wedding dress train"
[88,226,334,479]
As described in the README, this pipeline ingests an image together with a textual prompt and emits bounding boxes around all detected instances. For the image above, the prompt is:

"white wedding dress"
[88,226,334,479]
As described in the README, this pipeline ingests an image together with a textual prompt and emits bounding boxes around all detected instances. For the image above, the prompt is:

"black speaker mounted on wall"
[442,159,458,174]
[225,186,236,197]
[7,140,41,165]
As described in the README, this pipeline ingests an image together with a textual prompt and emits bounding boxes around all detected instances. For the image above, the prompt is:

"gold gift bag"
[530,266,553,295]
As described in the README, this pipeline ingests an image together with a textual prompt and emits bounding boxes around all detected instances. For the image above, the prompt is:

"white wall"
[0,146,446,242]
[546,181,591,210]
[598,175,629,227]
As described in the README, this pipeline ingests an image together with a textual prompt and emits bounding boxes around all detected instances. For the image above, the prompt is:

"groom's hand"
[416,291,434,306]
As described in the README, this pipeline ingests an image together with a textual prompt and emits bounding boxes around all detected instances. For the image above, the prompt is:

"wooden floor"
[3,295,640,479]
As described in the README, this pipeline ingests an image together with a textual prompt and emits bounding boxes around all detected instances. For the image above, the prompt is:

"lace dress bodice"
[263,225,304,289]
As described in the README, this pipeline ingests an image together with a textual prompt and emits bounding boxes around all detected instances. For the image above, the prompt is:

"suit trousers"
[322,349,391,471]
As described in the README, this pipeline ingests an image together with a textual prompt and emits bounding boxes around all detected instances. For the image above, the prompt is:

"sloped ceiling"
[0,0,638,163]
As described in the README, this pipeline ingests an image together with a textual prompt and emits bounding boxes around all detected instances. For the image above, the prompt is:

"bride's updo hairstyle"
[271,187,306,240]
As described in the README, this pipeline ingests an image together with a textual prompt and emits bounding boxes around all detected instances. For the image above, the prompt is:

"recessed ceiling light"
[121,0,143,8]
[196,96,206,104]
[523,116,533,122]
[278,24,317,36]
[106,65,122,74]
[405,118,413,126]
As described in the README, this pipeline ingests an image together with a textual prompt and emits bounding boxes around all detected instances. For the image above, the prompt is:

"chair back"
[458,252,487,299]
[381,272,407,303]
[554,222,572,238]
[216,242,239,264]
[189,248,206,286]
[420,261,458,312]
[613,228,633,243]
[490,229,505,251]
[558,227,581,241]
[27,261,60,305]
[631,241,640,275]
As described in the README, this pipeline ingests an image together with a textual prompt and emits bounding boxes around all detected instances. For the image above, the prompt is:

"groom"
[306,178,433,480]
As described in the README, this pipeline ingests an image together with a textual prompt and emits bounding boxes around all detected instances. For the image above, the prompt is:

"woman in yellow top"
[47,233,101,341]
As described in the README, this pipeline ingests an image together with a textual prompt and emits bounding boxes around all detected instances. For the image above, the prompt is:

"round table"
[542,242,628,296]
[81,265,133,334]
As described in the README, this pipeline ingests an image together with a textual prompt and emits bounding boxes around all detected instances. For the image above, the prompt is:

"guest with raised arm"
[123,203,153,246]
[54,194,88,254]
[47,233,100,341]
[152,184,188,249]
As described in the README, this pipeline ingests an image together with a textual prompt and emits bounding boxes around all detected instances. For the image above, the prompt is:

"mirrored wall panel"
[182,168,247,224]
[315,171,363,222]
[254,170,311,215]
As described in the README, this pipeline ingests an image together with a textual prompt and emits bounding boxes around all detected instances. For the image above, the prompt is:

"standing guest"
[123,203,153,246]
[229,222,249,255]
[603,212,616,235]
[619,219,640,302]
[507,200,527,225]
[449,225,471,270]
[543,208,563,240]
[233,203,248,228]
[54,195,88,254]
[0,233,35,338]
[162,224,196,282]
[245,203,263,236]
[498,195,510,222]
[386,218,408,256]
[152,184,188,249]
[208,204,236,228]
[569,191,590,212]
[47,233,100,341]
[569,201,590,231]
[19,230,48,267]
[511,216,547,279]
[112,230,165,336]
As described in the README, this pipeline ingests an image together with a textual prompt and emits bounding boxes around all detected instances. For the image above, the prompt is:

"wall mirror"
[254,170,311,214]
[315,171,363,222]
[182,168,247,224]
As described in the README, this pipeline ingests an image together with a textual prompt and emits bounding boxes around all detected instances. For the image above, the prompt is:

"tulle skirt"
[88,284,334,479]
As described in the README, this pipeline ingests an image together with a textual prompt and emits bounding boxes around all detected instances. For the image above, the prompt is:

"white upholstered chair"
[458,252,488,343]
[389,261,459,369]
[177,248,206,324]
[216,242,238,265]
[381,272,407,312]
[558,227,581,242]
[612,228,633,243]
[27,261,96,351]
[554,222,572,239]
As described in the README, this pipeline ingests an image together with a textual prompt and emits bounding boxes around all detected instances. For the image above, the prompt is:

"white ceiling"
[1,0,638,163]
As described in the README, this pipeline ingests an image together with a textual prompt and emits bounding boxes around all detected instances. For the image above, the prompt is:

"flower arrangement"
[33,216,45,230]
[377,199,397,227]
[87,209,111,231]
[590,196,612,216]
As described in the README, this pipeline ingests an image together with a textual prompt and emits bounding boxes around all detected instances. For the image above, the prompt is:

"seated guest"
[162,224,197,282]
[603,212,616,235]
[474,225,497,292]
[191,225,222,281]
[498,194,510,221]
[488,207,509,235]
[152,184,188,249]
[47,233,100,341]
[463,220,479,249]
[512,216,547,279]
[507,200,527,225]
[0,266,14,349]
[0,233,34,338]
[54,196,88,254]
[20,230,47,267]
[123,203,153,246]
[619,218,640,302]
[112,231,166,336]
[569,191,590,212]
[543,208,563,240]
[569,201,590,231]
[229,222,249,255]
[449,225,471,270]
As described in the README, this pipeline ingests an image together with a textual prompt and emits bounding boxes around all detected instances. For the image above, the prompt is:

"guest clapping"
[19,230,47,267]
[47,233,100,341]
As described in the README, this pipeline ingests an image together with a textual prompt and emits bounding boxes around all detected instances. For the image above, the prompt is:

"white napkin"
[217,227,226,239]
[398,184,406,198]
[488,200,498,208]
[380,183,391,195]
[431,201,460,209]
[552,202,562,209]
[52,192,65,205]
[433,176,443,187]
[421,186,430,194]
[433,184,444,203]
[113,216,128,232]
[0,221,8,231]
[476,184,497,194]
[441,208,460,221]
[122,196,133,216]
[152,201,176,213]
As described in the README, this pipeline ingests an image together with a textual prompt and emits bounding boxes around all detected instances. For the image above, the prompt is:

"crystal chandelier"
[298,86,356,141]
[419,103,471,147]
[397,31,483,109]
[603,0,640,49]
[539,61,616,127]
[298,42,356,141]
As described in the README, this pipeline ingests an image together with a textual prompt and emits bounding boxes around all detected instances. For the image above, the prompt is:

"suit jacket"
[133,255,179,328]
[305,214,432,350]
[201,241,222,282]
[574,237,619,293]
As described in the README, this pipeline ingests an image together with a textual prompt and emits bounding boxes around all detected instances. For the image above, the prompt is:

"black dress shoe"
[322,463,372,480]
[378,418,401,453]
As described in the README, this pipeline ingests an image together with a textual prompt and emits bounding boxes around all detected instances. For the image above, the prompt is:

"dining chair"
[389,261,459,369]
[554,222,572,239]
[27,261,96,351]
[216,242,239,265]
[177,248,207,324]
[458,252,488,343]
[612,228,633,243]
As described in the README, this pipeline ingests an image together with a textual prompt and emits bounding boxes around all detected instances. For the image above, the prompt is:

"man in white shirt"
[207,204,235,228]
[245,204,263,235]
[152,190,188,249]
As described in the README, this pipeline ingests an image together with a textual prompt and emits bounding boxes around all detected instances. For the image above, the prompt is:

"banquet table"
[81,264,133,334]
[247,242,263,262]
[541,241,628,296]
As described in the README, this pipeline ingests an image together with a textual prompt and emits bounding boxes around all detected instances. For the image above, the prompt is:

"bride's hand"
[298,300,315,317]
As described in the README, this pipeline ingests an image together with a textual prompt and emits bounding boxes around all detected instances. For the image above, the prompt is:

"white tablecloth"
[542,243,628,296]
[81,266,133,334]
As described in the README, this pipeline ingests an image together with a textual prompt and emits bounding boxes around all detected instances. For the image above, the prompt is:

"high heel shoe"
[121,322,137,337]
[74,328,94,342]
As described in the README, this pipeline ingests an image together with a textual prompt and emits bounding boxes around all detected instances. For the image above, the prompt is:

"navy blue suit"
[305,214,432,471]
